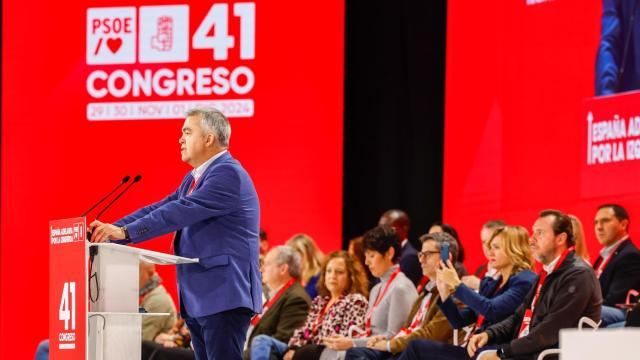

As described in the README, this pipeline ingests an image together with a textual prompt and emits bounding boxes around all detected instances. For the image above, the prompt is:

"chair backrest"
[625,303,640,327]
[578,316,601,330]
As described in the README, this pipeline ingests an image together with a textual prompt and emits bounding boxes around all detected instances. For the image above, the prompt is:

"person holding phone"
[392,225,537,360]
[343,232,462,360]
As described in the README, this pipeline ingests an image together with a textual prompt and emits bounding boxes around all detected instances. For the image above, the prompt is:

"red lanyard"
[251,278,296,326]
[530,247,573,311]
[517,247,573,338]
[463,276,506,345]
[416,276,429,293]
[393,292,432,339]
[365,267,401,336]
[594,239,626,278]
[307,297,340,338]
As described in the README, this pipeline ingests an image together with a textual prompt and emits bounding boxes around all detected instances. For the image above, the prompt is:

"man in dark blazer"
[467,210,602,360]
[593,204,640,326]
[246,246,311,360]
[379,209,423,287]
[89,108,262,360]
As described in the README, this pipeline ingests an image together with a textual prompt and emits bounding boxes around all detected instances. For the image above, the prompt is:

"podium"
[49,217,198,360]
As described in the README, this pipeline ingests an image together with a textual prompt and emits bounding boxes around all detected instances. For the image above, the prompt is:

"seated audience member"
[287,234,325,299]
[592,204,640,327]
[251,251,369,360]
[260,228,269,270]
[429,222,468,276]
[466,210,602,360]
[320,225,418,359]
[462,220,506,290]
[379,209,423,287]
[139,261,177,342]
[260,228,270,257]
[246,246,312,359]
[142,318,195,360]
[349,236,376,289]
[345,232,461,360]
[396,225,536,360]
[569,214,590,261]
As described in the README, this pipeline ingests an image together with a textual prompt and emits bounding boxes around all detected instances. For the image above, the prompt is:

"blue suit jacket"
[114,152,262,317]
[596,0,640,95]
[437,269,536,331]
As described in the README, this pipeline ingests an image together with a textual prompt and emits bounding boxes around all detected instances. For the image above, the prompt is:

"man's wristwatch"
[121,226,130,240]
[496,347,507,359]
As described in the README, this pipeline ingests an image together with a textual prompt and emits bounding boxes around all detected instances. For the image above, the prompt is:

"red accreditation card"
[49,218,87,360]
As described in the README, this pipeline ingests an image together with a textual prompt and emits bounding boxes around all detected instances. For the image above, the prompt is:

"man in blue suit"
[89,108,262,360]
[596,0,640,95]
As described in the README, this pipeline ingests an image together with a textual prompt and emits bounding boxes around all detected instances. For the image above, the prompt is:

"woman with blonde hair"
[395,225,537,360]
[569,214,590,261]
[287,234,325,298]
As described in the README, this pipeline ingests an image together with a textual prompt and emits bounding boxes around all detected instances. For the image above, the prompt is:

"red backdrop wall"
[444,0,640,272]
[0,1,344,357]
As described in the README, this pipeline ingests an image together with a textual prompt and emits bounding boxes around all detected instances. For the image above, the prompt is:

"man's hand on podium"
[89,220,126,243]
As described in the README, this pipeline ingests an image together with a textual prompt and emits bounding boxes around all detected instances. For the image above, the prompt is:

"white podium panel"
[85,242,197,360]
[88,313,141,360]
[560,328,640,360]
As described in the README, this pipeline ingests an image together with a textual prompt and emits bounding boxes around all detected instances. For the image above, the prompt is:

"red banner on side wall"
[1,1,344,358]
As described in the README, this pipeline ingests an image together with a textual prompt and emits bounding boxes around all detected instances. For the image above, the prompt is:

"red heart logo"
[106,38,122,54]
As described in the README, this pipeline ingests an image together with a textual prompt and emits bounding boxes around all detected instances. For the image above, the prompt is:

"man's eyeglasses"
[417,250,440,259]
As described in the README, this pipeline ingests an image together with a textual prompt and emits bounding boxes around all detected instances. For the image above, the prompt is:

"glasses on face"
[532,229,547,240]
[417,250,440,259]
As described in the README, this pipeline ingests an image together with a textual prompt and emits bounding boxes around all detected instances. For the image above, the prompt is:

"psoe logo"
[72,222,85,241]
[85,3,256,120]
[86,7,137,65]
[86,6,189,64]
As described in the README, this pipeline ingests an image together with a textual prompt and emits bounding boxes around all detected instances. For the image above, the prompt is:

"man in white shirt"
[593,204,640,327]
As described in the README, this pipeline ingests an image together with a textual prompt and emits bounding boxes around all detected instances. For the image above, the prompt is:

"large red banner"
[1,1,344,357]
[444,0,640,273]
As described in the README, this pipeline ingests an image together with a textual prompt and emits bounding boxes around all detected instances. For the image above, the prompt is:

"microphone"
[95,174,142,220]
[81,175,130,217]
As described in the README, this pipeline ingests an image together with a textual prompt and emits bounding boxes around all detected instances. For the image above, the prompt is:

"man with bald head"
[379,209,422,286]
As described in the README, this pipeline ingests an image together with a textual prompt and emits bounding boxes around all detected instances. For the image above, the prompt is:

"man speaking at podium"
[89,108,262,360]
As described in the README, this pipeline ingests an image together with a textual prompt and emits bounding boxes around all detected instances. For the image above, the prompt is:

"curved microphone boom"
[80,175,130,217]
[95,174,142,220]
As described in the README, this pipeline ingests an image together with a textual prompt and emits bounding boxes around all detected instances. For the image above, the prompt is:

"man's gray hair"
[274,245,302,279]
[186,107,231,147]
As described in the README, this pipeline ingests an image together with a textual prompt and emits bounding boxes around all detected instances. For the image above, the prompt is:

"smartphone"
[440,242,450,262]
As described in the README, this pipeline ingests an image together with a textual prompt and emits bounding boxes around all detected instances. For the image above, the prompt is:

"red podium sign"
[49,218,87,359]
[581,91,640,198]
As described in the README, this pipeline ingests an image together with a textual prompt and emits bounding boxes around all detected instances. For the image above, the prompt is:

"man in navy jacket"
[593,204,640,326]
[90,108,262,360]
[379,209,423,287]
[596,0,640,95]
